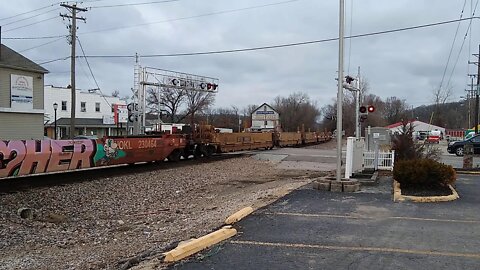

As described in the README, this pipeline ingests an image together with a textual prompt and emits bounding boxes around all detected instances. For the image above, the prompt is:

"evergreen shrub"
[393,159,456,187]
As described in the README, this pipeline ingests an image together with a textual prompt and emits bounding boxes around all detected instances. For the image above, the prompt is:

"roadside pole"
[356,66,361,139]
[336,0,345,182]
[476,44,480,134]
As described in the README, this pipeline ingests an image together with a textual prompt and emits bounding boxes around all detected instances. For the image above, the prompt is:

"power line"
[445,0,479,88]
[466,0,474,88]
[438,0,467,92]
[18,37,65,53]
[88,0,180,9]
[0,2,59,21]
[3,35,65,40]
[38,56,70,65]
[2,15,59,32]
[79,16,480,58]
[1,7,61,27]
[79,0,300,35]
[77,37,112,107]
[3,0,300,39]
[38,15,480,64]
[347,0,353,75]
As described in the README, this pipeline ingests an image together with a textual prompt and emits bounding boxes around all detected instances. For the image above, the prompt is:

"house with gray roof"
[0,44,49,140]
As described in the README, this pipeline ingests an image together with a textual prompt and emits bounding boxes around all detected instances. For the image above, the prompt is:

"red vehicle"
[426,130,441,144]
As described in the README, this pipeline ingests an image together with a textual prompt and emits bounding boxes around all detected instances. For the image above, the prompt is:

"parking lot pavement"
[170,175,480,270]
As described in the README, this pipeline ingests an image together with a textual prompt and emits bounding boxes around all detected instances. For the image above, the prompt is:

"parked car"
[447,134,480,156]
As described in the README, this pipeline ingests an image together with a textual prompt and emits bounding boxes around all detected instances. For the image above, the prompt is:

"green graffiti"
[93,141,126,165]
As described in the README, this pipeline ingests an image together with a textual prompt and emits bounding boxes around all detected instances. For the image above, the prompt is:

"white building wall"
[44,85,125,123]
[388,120,445,134]
[251,103,279,130]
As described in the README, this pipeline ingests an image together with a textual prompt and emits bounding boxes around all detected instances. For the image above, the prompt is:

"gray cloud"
[1,0,478,110]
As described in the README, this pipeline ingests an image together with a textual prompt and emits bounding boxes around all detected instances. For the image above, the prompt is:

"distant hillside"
[409,101,469,129]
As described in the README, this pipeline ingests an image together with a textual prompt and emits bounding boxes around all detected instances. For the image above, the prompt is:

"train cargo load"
[212,132,273,152]
[275,132,302,147]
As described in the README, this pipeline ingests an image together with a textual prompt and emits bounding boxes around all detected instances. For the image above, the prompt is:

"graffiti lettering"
[116,140,132,150]
[0,139,95,178]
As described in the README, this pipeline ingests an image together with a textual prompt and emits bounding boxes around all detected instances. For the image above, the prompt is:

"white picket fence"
[363,150,395,171]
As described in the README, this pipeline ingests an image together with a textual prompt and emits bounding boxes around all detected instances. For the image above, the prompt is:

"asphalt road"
[438,140,480,168]
[170,175,480,270]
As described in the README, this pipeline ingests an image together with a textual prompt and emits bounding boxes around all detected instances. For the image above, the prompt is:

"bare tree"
[432,86,452,126]
[320,102,337,132]
[146,87,186,123]
[181,90,215,125]
[382,96,408,124]
[242,104,258,129]
[111,90,120,97]
[273,92,320,132]
[242,104,258,116]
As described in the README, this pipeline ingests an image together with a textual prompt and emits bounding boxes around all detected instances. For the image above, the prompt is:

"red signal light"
[367,105,375,113]
[206,83,218,91]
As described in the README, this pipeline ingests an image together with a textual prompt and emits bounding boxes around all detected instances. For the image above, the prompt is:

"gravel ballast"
[0,156,323,270]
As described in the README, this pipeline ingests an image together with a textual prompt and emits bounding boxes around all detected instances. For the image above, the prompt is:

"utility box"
[365,127,391,151]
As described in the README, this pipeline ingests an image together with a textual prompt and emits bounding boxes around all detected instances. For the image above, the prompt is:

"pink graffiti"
[0,139,95,178]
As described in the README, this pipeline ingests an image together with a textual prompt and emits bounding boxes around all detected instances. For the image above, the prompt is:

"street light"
[53,102,58,140]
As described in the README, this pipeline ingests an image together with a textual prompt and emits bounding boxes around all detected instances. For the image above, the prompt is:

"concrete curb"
[225,207,254,225]
[393,180,459,203]
[163,226,237,262]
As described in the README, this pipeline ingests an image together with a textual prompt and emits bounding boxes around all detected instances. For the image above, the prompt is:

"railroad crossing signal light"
[199,82,219,91]
[359,105,369,122]
[368,105,375,113]
[207,83,218,91]
[359,106,367,114]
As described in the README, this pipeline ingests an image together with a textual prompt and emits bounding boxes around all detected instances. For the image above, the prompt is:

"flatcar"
[0,125,331,180]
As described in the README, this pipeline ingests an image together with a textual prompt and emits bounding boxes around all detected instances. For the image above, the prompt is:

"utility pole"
[60,3,87,139]
[355,66,361,139]
[469,45,480,134]
[476,45,480,134]
[336,0,345,182]
[466,75,476,128]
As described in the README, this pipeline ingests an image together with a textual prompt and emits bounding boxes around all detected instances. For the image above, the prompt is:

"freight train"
[0,125,331,180]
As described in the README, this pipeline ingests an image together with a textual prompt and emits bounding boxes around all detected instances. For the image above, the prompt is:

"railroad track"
[0,153,247,195]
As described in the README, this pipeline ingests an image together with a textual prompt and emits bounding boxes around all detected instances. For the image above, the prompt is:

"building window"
[81,102,86,112]
[61,101,67,111]
[111,106,115,113]
[95,102,100,112]
[264,120,268,126]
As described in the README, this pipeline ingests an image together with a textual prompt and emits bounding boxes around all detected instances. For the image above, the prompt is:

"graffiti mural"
[0,139,95,178]
[93,139,127,166]
[0,135,187,180]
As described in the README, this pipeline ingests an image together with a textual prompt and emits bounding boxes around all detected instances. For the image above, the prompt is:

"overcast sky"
[1,0,479,111]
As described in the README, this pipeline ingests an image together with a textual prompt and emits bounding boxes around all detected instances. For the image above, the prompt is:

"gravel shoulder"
[0,155,330,270]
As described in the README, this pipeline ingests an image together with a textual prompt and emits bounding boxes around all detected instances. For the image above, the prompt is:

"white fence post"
[345,137,355,179]
[363,150,395,171]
